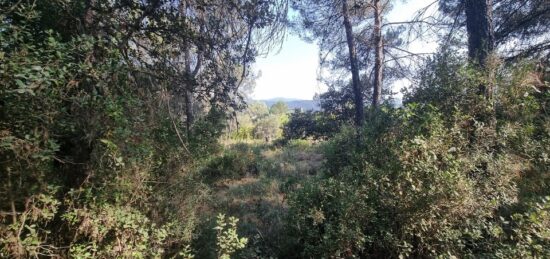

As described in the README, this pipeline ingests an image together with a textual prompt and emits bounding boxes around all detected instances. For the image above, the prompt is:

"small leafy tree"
[269,101,289,115]
[253,115,284,142]
[214,214,248,259]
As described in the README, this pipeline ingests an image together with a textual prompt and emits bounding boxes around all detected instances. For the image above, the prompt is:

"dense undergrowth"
[0,1,242,258]
[284,59,550,258]
[1,1,549,259]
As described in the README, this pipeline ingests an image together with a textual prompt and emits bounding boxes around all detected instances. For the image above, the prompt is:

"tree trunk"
[342,0,364,128]
[465,0,495,67]
[465,0,496,125]
[184,90,193,137]
[372,0,383,108]
[84,0,96,30]
[180,1,199,139]
[184,49,194,139]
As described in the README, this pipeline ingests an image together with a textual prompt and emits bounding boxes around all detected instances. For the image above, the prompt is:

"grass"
[195,138,325,257]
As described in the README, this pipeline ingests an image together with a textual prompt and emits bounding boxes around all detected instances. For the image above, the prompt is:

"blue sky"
[252,0,437,100]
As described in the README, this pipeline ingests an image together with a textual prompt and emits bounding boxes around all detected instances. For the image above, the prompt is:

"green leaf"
[15,79,26,88]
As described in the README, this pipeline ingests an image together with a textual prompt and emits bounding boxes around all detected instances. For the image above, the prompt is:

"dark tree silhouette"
[465,0,495,67]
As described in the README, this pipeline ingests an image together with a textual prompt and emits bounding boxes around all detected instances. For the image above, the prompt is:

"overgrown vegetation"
[287,65,550,257]
[1,0,549,258]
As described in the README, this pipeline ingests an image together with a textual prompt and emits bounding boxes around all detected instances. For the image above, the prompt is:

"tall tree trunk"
[465,0,496,124]
[180,1,199,139]
[465,0,495,67]
[342,0,364,128]
[84,0,96,30]
[184,90,194,137]
[184,49,194,139]
[372,0,384,108]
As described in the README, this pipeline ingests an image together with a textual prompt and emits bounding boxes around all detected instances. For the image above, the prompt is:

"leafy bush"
[201,144,258,182]
[283,110,340,141]
[214,214,248,259]
[0,2,229,257]
[286,60,550,258]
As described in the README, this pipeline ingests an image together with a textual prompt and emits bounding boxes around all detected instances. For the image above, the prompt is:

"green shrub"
[214,214,248,259]
[0,2,222,257]
[286,61,550,258]
[286,175,371,257]
[283,110,340,141]
[201,145,258,182]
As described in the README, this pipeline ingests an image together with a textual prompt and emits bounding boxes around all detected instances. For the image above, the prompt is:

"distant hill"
[258,98,320,111]
[256,97,401,112]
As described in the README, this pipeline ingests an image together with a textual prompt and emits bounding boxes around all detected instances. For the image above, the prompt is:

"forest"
[0,0,548,258]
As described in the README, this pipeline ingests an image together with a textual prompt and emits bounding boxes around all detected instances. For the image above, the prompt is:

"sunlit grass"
[196,138,324,255]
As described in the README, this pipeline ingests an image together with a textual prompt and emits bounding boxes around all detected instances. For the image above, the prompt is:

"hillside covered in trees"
[1,0,549,258]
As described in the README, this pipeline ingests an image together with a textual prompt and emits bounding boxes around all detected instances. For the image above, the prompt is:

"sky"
[252,0,438,101]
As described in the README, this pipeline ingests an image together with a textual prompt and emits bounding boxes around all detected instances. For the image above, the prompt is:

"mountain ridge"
[256,97,320,111]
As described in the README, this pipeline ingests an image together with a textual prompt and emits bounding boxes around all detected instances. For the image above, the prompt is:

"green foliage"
[0,189,60,257]
[286,60,550,258]
[318,86,356,123]
[492,197,550,258]
[286,176,370,257]
[63,204,169,258]
[0,1,271,257]
[192,140,324,258]
[1,1,549,258]
[189,108,226,157]
[228,101,289,142]
[283,110,340,141]
[214,214,248,259]
[247,102,270,120]
[269,101,288,115]
[404,51,471,115]
[201,144,257,182]
[253,115,284,141]
[179,245,195,259]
